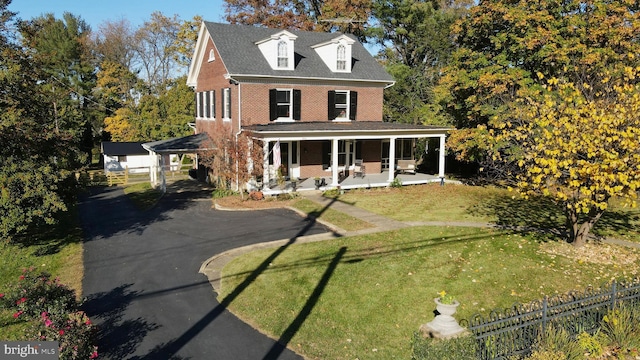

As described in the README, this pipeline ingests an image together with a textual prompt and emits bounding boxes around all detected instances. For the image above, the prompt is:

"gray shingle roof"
[101,142,147,156]
[204,22,394,83]
[142,133,214,153]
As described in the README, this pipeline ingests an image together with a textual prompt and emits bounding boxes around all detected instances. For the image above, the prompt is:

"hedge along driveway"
[79,185,331,359]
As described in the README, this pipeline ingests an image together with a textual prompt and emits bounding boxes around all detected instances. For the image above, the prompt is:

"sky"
[7,0,227,30]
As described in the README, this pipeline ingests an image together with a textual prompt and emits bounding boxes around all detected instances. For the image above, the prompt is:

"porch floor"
[263,171,453,195]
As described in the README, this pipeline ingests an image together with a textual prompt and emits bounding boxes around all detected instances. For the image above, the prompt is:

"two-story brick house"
[185,21,450,191]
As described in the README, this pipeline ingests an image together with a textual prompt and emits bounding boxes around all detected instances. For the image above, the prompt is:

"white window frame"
[223,88,231,121]
[208,49,215,62]
[328,140,353,168]
[196,92,203,119]
[277,40,288,68]
[334,90,349,120]
[337,44,346,71]
[208,91,215,120]
[275,89,293,121]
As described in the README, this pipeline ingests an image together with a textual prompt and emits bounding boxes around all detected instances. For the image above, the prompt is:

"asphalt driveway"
[80,184,331,359]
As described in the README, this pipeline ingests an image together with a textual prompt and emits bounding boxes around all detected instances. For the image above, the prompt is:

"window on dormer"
[337,45,346,71]
[277,41,288,68]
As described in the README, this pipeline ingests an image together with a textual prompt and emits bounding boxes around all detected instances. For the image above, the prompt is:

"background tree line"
[2,0,639,245]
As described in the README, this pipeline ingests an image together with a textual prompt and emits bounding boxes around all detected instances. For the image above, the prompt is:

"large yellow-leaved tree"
[497,70,640,246]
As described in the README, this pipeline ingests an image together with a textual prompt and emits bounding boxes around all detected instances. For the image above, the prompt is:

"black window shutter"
[269,89,277,121]
[198,92,204,118]
[322,141,330,169]
[293,89,301,120]
[349,91,358,120]
[327,90,336,120]
[205,91,210,118]
[212,90,216,118]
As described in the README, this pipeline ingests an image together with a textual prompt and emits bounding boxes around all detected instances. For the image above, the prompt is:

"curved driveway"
[80,184,331,359]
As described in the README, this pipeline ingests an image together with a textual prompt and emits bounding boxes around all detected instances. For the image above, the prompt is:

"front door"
[271,141,299,179]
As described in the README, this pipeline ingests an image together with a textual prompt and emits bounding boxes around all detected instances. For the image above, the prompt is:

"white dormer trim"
[312,34,356,73]
[256,30,297,71]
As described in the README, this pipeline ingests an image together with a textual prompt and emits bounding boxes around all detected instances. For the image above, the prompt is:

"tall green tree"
[371,0,468,124]
[0,0,76,240]
[133,12,182,94]
[436,0,640,169]
[19,12,97,163]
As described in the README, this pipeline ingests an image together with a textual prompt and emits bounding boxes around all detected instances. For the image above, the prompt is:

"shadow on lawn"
[218,229,497,280]
[469,193,640,241]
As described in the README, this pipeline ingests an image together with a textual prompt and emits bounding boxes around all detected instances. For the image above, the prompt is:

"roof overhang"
[225,74,395,88]
[243,121,452,141]
[142,133,214,154]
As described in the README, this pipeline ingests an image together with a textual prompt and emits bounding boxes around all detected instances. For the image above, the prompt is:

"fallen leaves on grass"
[538,241,640,266]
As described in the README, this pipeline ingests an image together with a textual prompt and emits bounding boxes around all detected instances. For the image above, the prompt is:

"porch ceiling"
[244,121,452,141]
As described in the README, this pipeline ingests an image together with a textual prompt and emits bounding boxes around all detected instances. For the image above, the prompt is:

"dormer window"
[312,35,355,73]
[256,30,297,71]
[337,45,346,71]
[277,41,288,68]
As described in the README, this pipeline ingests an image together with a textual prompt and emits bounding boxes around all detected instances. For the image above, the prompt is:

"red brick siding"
[194,40,240,134]
[240,83,384,125]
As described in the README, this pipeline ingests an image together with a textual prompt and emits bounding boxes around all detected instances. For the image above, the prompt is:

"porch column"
[331,138,339,186]
[262,140,270,190]
[149,150,160,188]
[388,137,396,182]
[159,153,166,193]
[438,135,446,178]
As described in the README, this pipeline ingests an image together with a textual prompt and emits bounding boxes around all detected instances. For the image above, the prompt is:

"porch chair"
[353,159,366,178]
[396,159,416,174]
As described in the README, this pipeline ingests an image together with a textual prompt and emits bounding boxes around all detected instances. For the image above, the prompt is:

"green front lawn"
[0,207,84,340]
[219,184,640,359]
[337,184,640,240]
[291,199,373,232]
[220,226,639,359]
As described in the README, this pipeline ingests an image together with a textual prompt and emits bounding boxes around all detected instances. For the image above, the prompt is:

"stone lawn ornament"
[420,291,467,339]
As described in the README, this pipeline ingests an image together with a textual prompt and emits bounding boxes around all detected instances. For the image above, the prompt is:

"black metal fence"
[462,279,640,359]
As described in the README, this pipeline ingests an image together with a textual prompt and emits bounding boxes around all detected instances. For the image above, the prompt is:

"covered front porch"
[262,171,451,195]
[245,121,453,194]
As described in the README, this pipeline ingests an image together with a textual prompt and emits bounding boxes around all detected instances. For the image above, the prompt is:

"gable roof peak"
[255,29,298,45]
[311,34,356,49]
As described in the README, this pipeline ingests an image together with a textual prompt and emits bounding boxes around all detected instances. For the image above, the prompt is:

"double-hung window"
[196,91,216,120]
[276,90,292,119]
[222,88,231,120]
[269,89,301,121]
[277,41,288,68]
[328,90,357,121]
[337,45,346,71]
